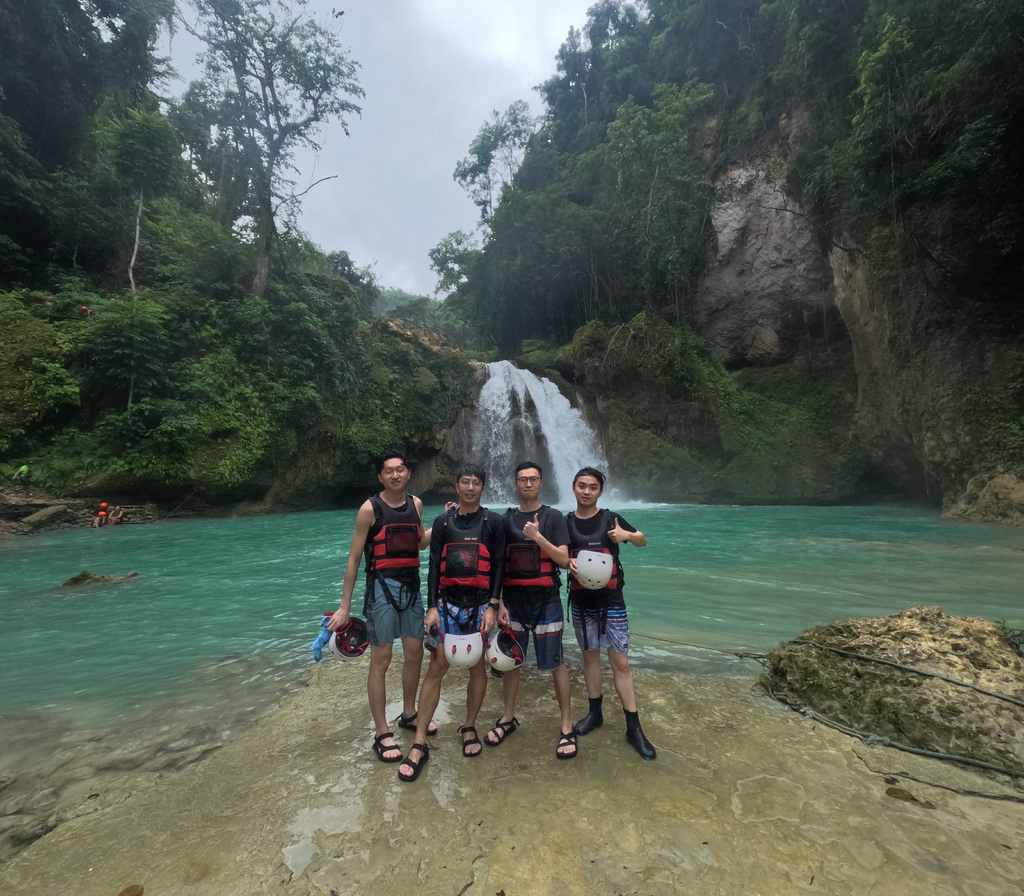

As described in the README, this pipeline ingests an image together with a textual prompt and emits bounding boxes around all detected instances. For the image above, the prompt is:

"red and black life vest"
[364,495,423,577]
[439,511,493,591]
[504,507,559,589]
[566,509,622,592]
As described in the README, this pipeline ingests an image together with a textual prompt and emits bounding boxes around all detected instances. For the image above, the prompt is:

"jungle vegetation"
[0,0,470,500]
[441,0,1024,353]
[2,1,1022,503]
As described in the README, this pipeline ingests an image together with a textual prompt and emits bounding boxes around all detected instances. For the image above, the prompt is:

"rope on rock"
[789,638,1024,710]
[761,683,1024,781]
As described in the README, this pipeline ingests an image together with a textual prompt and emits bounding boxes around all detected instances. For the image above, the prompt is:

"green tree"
[182,0,364,295]
[453,100,538,221]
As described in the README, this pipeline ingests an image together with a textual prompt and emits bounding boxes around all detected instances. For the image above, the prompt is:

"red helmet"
[328,618,369,658]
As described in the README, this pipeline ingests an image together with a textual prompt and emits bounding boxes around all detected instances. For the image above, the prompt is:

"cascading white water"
[457,360,609,506]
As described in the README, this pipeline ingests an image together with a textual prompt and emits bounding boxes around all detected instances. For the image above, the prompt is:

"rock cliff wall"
[693,138,1024,522]
[695,165,838,366]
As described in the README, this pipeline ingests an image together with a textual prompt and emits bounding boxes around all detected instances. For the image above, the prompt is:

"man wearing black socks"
[565,467,656,760]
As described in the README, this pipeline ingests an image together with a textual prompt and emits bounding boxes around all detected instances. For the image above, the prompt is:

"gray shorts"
[364,577,425,646]
[570,598,629,654]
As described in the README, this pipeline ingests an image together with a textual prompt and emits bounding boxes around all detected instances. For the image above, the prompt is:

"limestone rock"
[20,505,70,528]
[944,471,1024,526]
[695,166,837,366]
[764,606,1024,775]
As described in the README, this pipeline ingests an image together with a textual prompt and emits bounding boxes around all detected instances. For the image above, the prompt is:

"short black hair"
[376,451,411,474]
[456,462,486,486]
[514,461,542,478]
[572,466,605,489]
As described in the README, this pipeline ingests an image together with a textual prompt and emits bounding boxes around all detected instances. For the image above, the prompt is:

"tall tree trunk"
[251,187,275,296]
[128,188,143,293]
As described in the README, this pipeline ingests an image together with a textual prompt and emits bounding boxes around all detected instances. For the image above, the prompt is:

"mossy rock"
[763,607,1024,775]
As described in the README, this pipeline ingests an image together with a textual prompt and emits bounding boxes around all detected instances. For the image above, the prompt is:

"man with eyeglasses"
[327,451,435,765]
[485,462,577,758]
[398,462,506,782]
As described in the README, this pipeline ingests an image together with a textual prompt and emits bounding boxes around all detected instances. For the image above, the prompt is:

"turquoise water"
[1,504,1022,746]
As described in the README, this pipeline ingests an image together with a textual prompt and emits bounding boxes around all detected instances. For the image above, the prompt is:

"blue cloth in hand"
[310,616,333,662]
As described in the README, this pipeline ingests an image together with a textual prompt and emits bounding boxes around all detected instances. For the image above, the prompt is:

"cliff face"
[691,133,1024,522]
[695,165,837,367]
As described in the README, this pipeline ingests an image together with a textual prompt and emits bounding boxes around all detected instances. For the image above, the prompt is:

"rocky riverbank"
[1,659,1022,895]
[0,486,158,540]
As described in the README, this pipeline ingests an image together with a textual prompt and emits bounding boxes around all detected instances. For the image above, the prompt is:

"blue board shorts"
[364,577,425,646]
[437,599,488,636]
[570,593,629,654]
[504,588,565,671]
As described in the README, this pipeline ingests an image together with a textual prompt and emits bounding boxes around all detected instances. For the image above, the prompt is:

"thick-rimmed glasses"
[516,476,541,484]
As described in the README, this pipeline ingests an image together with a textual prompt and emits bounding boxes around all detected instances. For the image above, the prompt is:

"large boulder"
[944,471,1024,526]
[763,606,1024,775]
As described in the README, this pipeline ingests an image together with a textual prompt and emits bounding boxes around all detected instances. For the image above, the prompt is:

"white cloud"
[169,0,594,295]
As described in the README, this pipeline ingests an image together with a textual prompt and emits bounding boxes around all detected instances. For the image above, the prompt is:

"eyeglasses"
[458,477,483,487]
[516,476,541,484]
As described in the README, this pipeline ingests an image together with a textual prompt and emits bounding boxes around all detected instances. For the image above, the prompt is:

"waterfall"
[457,361,609,507]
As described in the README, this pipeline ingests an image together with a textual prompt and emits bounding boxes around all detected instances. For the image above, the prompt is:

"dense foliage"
[0,1,471,501]
[440,0,1024,353]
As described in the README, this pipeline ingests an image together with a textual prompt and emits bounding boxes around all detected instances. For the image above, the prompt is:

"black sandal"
[484,716,519,746]
[398,743,430,782]
[396,712,438,736]
[556,730,578,760]
[459,726,482,757]
[372,732,402,764]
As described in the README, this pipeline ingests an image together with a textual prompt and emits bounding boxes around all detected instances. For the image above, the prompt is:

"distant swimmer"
[326,451,436,765]
[398,462,505,783]
[489,461,576,759]
[565,467,656,760]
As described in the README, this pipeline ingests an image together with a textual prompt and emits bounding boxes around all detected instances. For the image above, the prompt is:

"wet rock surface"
[1,660,1021,895]
[764,606,1024,775]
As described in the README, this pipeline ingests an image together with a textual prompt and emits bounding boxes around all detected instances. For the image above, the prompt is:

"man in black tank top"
[398,462,505,782]
[566,466,657,760]
[327,452,435,764]
[487,462,577,758]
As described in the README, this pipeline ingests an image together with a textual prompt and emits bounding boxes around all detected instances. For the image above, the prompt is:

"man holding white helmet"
[566,467,657,760]
[486,462,576,758]
[398,462,505,782]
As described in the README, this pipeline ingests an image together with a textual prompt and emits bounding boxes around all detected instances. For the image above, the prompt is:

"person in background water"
[398,462,506,782]
[108,505,125,525]
[327,451,436,764]
[488,461,576,758]
[565,466,657,760]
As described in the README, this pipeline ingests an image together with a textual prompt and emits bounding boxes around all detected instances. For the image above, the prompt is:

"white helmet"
[575,550,612,590]
[444,631,484,667]
[485,626,525,672]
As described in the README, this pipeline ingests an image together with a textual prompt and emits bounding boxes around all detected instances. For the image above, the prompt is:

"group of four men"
[326,452,656,784]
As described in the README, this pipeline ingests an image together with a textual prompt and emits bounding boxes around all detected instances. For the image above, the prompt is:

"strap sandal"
[372,732,403,764]
[398,743,430,782]
[556,730,578,760]
[396,712,438,736]
[484,716,519,746]
[459,726,482,757]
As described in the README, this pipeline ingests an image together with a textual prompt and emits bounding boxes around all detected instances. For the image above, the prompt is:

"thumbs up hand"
[524,512,541,542]
[607,516,628,543]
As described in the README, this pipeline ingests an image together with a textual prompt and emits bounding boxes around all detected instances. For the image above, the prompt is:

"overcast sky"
[168,1,599,296]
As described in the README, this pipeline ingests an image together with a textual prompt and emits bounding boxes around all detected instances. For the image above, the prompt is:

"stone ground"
[1,661,1022,896]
